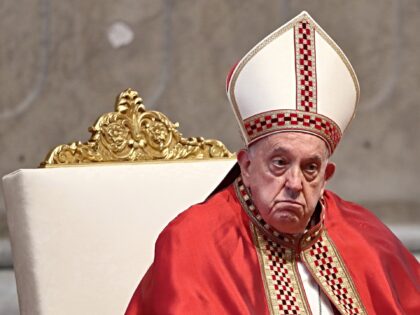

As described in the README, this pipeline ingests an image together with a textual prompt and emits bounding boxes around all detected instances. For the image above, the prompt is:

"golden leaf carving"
[41,89,233,167]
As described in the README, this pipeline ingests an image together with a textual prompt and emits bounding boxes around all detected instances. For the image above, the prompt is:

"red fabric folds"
[126,185,420,315]
[324,192,420,314]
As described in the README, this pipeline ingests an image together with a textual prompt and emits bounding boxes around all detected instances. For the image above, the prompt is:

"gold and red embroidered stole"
[252,225,367,315]
[302,231,366,315]
[234,176,366,315]
[251,225,311,315]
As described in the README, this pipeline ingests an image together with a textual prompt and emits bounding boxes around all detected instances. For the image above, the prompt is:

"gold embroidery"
[252,225,310,315]
[302,231,367,315]
[243,110,341,153]
[251,224,276,315]
[41,89,233,167]
[294,19,317,113]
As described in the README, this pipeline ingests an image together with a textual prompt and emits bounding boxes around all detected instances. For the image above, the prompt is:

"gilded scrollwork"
[41,89,233,167]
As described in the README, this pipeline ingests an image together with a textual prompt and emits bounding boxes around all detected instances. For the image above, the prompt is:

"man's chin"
[267,211,305,235]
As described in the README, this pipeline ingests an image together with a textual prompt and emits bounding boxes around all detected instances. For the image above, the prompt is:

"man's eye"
[273,159,286,166]
[305,163,319,173]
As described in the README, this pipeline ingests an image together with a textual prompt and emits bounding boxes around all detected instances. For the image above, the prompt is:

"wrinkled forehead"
[246,131,330,159]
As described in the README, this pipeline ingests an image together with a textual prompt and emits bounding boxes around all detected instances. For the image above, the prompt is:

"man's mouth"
[279,200,303,206]
[275,200,304,208]
[271,200,304,217]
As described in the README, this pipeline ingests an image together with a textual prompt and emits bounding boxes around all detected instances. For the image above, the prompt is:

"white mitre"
[226,11,359,154]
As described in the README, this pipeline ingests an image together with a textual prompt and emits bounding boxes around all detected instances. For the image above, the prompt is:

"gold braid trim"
[251,224,311,315]
[302,230,367,315]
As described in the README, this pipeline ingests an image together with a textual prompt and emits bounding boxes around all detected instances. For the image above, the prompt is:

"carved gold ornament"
[41,89,233,167]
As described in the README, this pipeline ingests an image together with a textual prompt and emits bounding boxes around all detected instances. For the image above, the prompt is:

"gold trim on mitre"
[227,11,360,148]
[41,89,233,167]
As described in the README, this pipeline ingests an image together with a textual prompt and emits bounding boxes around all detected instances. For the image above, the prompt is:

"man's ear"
[320,162,336,195]
[325,162,336,181]
[237,149,252,186]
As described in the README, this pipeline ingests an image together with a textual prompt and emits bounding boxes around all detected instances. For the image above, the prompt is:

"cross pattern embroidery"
[295,20,317,113]
[243,111,341,152]
[304,234,366,314]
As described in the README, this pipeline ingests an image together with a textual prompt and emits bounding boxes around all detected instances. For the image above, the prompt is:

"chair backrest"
[2,89,236,315]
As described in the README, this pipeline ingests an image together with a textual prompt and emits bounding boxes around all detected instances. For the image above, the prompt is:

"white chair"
[2,89,237,315]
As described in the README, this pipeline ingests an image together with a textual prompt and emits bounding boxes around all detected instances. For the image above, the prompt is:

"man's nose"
[284,167,303,194]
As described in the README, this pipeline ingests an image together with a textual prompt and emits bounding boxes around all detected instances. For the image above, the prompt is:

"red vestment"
[126,179,420,315]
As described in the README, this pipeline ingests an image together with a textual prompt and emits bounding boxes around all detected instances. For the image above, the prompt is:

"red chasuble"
[126,178,420,315]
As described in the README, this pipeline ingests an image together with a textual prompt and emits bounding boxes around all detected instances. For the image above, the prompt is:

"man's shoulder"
[325,190,383,224]
[324,190,405,249]
[325,190,419,290]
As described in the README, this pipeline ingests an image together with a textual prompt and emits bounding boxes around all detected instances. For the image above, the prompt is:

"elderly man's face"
[237,132,335,235]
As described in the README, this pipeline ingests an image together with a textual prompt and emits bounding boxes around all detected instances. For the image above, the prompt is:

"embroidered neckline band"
[234,175,324,252]
[235,175,368,314]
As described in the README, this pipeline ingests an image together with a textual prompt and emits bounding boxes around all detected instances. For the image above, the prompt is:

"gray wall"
[0,1,419,312]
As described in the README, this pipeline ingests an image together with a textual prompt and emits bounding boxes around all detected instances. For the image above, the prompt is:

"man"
[126,11,420,314]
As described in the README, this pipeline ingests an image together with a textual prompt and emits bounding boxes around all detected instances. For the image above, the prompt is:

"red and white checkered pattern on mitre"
[226,11,359,154]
